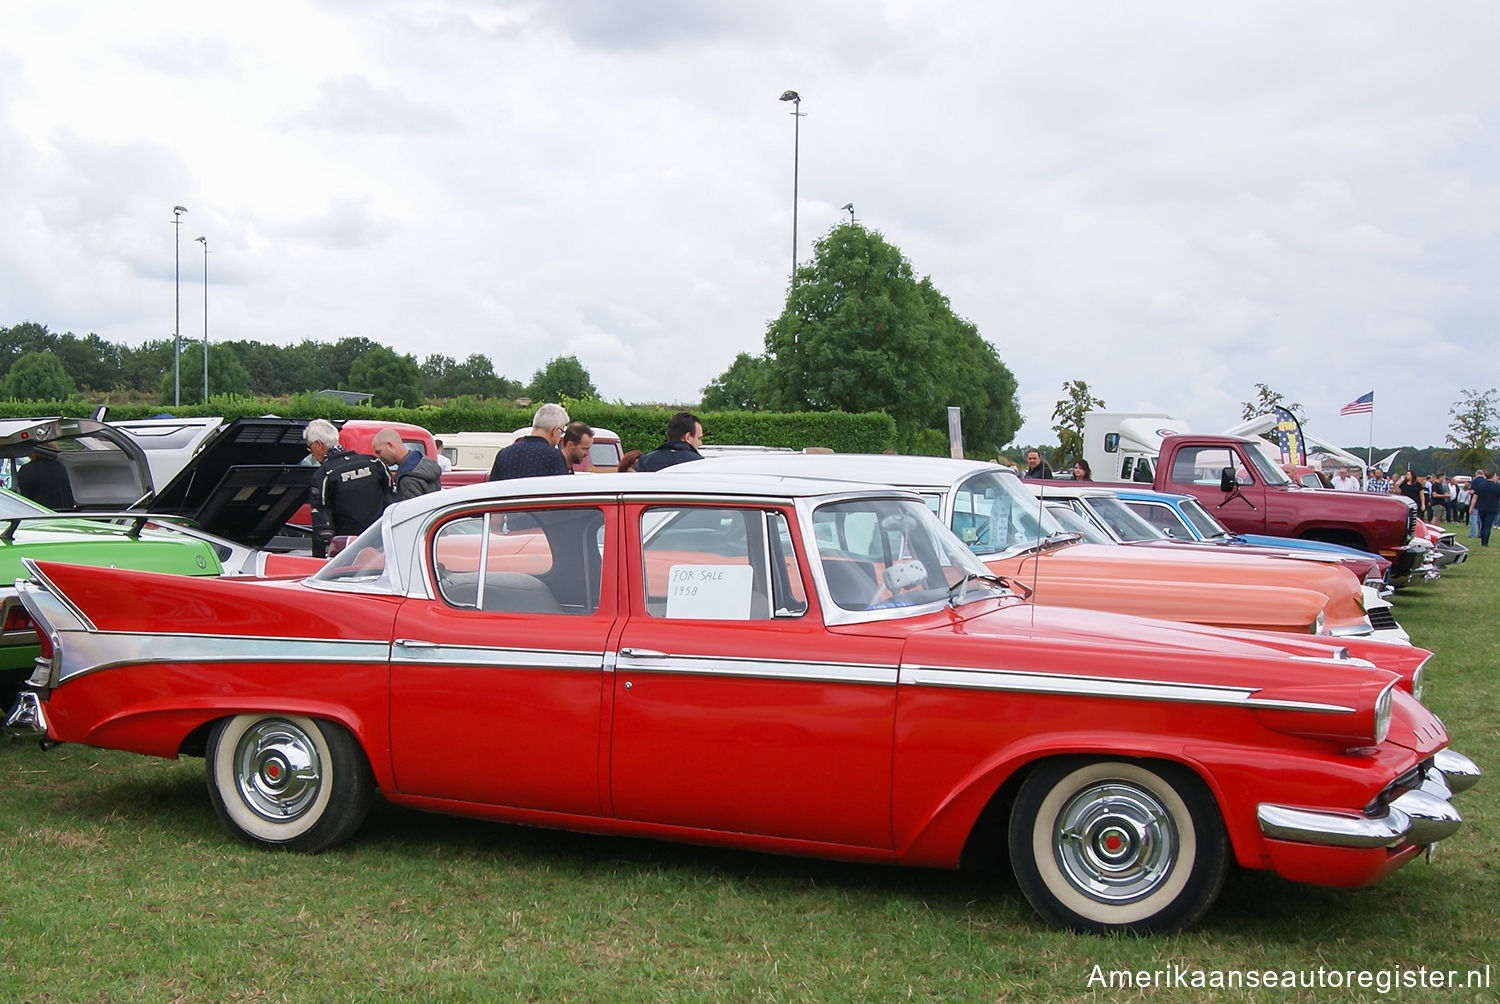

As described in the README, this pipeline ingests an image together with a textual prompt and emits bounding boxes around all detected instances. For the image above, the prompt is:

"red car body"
[4,474,1478,933]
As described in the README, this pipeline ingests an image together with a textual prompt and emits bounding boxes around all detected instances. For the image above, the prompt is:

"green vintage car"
[0,488,224,699]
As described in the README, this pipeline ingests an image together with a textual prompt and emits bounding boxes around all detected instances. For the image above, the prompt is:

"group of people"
[1020,449,1092,481]
[303,419,444,557]
[305,406,711,558]
[487,405,705,480]
[1330,464,1500,545]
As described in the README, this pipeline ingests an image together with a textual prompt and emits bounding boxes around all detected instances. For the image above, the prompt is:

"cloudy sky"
[2,1,1494,448]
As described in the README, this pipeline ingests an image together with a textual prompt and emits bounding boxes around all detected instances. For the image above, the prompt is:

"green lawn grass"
[2,544,1496,1002]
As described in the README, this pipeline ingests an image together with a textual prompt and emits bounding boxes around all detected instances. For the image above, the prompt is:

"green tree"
[527,355,597,402]
[158,343,252,404]
[1051,380,1106,467]
[1442,387,1499,473]
[1241,383,1305,422]
[761,223,1020,452]
[701,352,770,411]
[2,350,75,401]
[347,345,423,407]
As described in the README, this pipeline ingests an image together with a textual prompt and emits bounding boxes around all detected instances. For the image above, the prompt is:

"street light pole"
[172,205,187,406]
[196,235,208,402]
[778,90,804,284]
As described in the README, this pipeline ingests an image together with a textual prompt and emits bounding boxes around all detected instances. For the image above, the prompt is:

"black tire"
[205,714,374,852]
[1008,757,1228,933]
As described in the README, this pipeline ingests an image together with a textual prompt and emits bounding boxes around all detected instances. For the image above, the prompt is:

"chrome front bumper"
[1258,749,1480,849]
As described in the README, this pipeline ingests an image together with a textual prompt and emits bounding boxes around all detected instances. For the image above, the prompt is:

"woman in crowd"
[617,450,643,473]
[1070,458,1093,481]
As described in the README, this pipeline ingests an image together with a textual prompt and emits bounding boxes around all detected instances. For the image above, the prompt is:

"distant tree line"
[0,321,597,409]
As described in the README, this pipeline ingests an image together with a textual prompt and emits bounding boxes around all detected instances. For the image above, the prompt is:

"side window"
[1169,447,1244,486]
[1125,501,1185,537]
[431,507,604,615]
[641,507,801,620]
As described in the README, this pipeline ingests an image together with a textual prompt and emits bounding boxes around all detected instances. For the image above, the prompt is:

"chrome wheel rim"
[233,718,324,822]
[1054,781,1178,903]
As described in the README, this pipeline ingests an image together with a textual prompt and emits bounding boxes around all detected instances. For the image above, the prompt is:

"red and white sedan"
[4,473,1479,933]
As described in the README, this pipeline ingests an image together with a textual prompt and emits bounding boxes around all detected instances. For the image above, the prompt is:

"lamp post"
[778,90,804,284]
[195,235,208,402]
[172,205,187,406]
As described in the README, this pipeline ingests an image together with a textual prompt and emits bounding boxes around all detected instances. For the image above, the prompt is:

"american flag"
[1340,391,1374,416]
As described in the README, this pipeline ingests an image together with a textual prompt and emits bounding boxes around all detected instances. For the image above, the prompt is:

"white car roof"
[698,452,1012,491]
[381,470,924,527]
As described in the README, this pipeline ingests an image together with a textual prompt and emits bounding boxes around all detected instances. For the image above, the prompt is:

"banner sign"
[1272,406,1307,466]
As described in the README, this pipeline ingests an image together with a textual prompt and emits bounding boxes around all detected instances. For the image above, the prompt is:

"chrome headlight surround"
[1312,610,1326,635]
[1373,683,1394,745]
[1410,662,1426,703]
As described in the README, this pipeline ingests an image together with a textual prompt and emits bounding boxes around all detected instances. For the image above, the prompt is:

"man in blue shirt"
[637,412,705,471]
[489,404,571,480]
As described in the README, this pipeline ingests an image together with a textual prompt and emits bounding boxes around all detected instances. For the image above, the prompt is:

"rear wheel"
[1008,757,1228,933]
[205,714,374,852]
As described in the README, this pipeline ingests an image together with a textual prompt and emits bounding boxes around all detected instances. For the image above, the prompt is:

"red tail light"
[3,606,33,632]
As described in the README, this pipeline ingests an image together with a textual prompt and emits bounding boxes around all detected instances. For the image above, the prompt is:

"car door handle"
[619,648,667,659]
[394,638,439,649]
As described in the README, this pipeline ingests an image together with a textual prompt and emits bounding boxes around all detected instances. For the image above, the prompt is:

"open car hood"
[145,418,315,549]
[0,417,154,509]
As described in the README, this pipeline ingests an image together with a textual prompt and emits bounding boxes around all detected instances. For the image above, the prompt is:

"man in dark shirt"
[1469,470,1500,546]
[372,427,442,500]
[14,447,75,510]
[560,421,594,472]
[304,419,391,558]
[637,412,704,471]
[489,404,571,480]
[1021,449,1054,480]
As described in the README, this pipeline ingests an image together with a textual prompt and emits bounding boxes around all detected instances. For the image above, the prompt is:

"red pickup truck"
[1106,434,1422,581]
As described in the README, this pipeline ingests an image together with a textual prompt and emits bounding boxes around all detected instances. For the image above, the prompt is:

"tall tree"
[1442,387,1499,472]
[758,223,1020,452]
[1051,380,1106,466]
[701,352,770,411]
[347,346,423,407]
[527,355,597,402]
[158,343,252,404]
[2,350,75,401]
[1241,383,1305,422]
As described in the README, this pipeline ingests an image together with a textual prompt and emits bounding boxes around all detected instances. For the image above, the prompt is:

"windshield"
[1046,504,1113,544]
[1081,494,1167,542]
[947,470,1057,557]
[810,497,1007,612]
[1244,445,1293,486]
[308,521,397,590]
[1179,497,1232,540]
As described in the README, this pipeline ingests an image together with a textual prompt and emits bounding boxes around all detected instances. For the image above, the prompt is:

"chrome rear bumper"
[3,690,48,743]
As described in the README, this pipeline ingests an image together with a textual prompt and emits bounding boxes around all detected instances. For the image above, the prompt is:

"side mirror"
[1220,467,1237,493]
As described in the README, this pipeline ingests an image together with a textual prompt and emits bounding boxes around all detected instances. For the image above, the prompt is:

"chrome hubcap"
[234,719,322,821]
[1055,782,1178,902]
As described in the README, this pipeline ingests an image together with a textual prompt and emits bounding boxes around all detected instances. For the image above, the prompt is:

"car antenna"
[1030,475,1047,629]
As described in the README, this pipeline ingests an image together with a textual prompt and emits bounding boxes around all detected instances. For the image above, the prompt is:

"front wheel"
[1008,757,1228,933]
[206,714,374,852]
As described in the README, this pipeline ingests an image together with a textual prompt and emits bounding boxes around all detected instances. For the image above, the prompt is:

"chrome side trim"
[1434,749,1481,793]
[391,643,603,672]
[900,664,1356,713]
[617,651,898,686]
[1257,802,1408,848]
[19,560,96,632]
[50,631,392,684]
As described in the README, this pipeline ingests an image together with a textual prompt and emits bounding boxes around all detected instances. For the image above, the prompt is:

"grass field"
[2,542,1496,1002]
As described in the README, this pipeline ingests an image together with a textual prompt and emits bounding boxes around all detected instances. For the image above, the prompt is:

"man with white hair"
[304,418,391,558]
[488,403,571,480]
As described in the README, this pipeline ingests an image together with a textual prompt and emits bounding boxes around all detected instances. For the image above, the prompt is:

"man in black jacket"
[304,419,390,557]
[637,412,704,471]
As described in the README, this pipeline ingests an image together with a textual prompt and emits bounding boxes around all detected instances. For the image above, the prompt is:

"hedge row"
[0,396,899,456]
